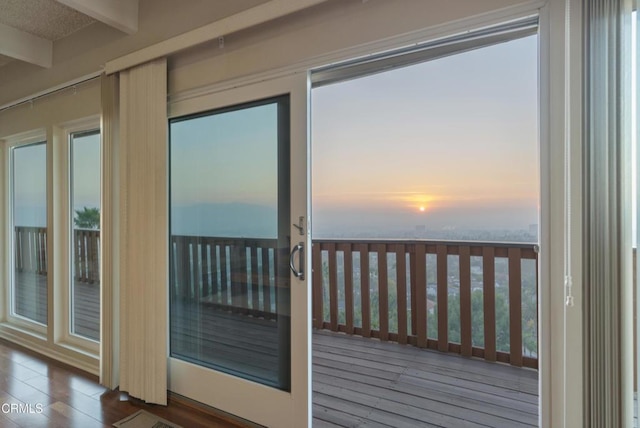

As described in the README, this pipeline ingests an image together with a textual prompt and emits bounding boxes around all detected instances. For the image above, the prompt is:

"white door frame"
[167,72,312,428]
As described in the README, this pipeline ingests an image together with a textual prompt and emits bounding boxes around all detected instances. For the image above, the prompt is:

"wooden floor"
[0,339,246,428]
[14,272,539,427]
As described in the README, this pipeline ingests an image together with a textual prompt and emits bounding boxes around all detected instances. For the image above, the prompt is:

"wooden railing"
[73,229,100,283]
[312,239,539,369]
[170,235,282,320]
[14,226,47,275]
[16,228,539,369]
[15,226,100,283]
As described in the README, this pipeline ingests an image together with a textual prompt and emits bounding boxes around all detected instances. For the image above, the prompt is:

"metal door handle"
[289,242,304,280]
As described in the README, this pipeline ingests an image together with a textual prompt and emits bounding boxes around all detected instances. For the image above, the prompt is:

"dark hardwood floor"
[0,339,246,428]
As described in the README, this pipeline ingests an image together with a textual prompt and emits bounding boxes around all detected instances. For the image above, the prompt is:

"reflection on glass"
[12,143,48,324]
[169,96,291,390]
[70,130,101,341]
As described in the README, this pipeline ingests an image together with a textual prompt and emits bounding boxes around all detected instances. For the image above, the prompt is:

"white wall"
[0,79,100,138]
[168,0,540,95]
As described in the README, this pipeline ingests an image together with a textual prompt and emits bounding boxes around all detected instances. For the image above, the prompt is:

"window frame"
[2,129,48,337]
[56,116,101,355]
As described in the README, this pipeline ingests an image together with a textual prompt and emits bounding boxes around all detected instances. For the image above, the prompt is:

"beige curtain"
[100,73,120,389]
[582,0,633,426]
[118,58,168,405]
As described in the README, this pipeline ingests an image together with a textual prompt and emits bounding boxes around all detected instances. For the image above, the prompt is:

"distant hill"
[171,202,277,238]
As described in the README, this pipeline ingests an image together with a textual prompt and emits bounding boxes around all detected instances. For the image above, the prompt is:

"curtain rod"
[0,72,102,114]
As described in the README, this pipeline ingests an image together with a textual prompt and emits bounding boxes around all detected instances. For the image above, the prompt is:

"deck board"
[313,330,538,427]
[14,272,540,427]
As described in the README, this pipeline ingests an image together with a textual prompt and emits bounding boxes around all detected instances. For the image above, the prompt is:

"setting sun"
[419,206,425,212]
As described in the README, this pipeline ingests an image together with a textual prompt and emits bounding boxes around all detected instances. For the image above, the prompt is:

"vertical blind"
[582,0,633,426]
[100,72,119,389]
[118,58,168,405]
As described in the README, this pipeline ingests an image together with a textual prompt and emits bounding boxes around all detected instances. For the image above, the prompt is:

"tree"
[74,207,100,229]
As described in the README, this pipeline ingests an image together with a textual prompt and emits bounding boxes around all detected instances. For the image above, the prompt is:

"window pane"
[70,130,101,341]
[169,97,291,391]
[12,143,47,324]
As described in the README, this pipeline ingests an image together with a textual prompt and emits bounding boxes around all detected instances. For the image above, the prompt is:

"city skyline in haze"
[311,34,539,238]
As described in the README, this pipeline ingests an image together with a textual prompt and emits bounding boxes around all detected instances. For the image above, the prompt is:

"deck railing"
[16,227,539,369]
[14,226,47,275]
[14,226,100,283]
[170,235,282,320]
[73,229,100,283]
[312,239,539,369]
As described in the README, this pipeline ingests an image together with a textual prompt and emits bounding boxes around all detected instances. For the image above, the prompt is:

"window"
[11,142,48,326]
[69,130,101,342]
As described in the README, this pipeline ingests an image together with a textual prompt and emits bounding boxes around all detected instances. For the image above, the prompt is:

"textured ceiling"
[0,0,95,41]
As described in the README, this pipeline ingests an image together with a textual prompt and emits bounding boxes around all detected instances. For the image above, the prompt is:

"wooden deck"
[313,330,538,428]
[14,271,99,341]
[15,272,539,427]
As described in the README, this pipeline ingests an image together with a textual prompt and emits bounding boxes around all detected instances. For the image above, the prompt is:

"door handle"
[289,242,304,280]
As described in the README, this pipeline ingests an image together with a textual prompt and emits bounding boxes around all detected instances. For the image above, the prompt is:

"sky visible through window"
[15,36,539,244]
[71,132,100,216]
[12,133,100,229]
[312,35,539,241]
[13,143,46,227]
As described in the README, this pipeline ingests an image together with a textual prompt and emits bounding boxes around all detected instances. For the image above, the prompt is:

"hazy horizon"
[311,34,539,239]
[14,36,540,244]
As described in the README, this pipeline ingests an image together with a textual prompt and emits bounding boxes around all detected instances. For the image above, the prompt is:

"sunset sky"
[312,34,539,235]
[14,35,539,239]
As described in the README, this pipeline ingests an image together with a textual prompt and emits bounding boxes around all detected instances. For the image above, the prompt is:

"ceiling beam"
[55,0,139,34]
[0,23,52,68]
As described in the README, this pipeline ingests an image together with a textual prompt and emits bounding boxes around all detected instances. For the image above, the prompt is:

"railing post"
[459,245,472,358]
[339,243,354,335]
[220,242,229,306]
[200,238,211,300]
[508,247,523,367]
[39,227,47,275]
[312,243,323,329]
[262,246,272,317]
[396,244,408,345]
[90,230,99,283]
[377,244,389,342]
[436,244,448,352]
[414,243,427,348]
[483,246,497,362]
[358,243,371,338]
[250,244,260,313]
[328,243,338,332]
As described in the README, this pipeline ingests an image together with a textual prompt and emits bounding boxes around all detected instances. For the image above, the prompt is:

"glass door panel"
[169,96,291,389]
[167,75,310,428]
[11,142,48,325]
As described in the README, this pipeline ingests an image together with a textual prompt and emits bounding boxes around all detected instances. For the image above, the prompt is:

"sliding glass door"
[167,75,311,427]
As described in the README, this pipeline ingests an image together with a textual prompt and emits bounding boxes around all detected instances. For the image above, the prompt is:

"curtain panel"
[118,58,168,405]
[582,0,633,426]
[100,72,119,389]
